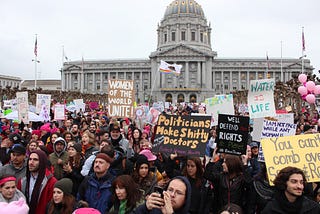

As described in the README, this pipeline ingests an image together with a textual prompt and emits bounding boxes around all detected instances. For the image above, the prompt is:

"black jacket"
[261,195,320,214]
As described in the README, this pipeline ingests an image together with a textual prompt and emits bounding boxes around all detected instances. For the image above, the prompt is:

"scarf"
[119,200,127,214]
[274,190,303,214]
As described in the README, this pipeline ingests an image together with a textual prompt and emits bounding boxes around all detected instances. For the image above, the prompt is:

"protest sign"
[108,79,134,118]
[205,94,234,126]
[261,119,297,138]
[216,114,250,155]
[36,94,51,114]
[54,104,65,120]
[16,92,29,123]
[153,114,211,156]
[261,134,320,185]
[248,78,276,118]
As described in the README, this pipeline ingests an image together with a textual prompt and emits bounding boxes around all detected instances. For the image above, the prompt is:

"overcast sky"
[1,0,319,80]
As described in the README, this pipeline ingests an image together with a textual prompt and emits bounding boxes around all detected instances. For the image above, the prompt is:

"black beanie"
[70,143,82,153]
[54,178,73,195]
[135,154,149,169]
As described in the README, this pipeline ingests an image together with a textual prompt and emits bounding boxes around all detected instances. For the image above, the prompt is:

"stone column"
[185,62,189,88]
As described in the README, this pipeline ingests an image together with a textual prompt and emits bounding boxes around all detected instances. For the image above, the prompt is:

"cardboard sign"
[54,104,65,120]
[16,92,29,123]
[216,114,250,155]
[36,94,51,114]
[248,78,276,118]
[153,114,211,156]
[108,79,134,118]
[261,134,320,185]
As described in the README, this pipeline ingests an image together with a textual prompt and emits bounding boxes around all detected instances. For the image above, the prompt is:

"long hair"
[68,150,83,169]
[47,193,75,214]
[182,156,204,188]
[273,166,306,191]
[224,154,243,177]
[25,150,48,214]
[112,175,143,212]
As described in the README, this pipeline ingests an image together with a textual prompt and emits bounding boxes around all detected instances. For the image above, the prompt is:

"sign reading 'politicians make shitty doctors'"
[153,114,211,156]
[248,78,276,118]
[108,79,135,118]
[261,134,320,185]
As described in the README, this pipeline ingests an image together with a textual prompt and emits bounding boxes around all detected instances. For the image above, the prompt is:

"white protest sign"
[36,94,51,114]
[205,94,234,126]
[16,92,29,123]
[248,78,276,118]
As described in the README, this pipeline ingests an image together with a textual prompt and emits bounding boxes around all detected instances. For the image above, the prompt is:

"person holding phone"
[135,176,191,214]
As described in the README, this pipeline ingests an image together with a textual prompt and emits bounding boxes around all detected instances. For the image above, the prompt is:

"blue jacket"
[77,171,115,213]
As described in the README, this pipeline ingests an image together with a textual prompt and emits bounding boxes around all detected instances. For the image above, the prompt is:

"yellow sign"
[261,134,320,185]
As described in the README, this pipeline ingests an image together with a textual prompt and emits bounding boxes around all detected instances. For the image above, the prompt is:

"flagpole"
[266,51,269,79]
[148,68,158,106]
[62,46,65,91]
[32,34,39,90]
[280,41,283,82]
[302,27,304,74]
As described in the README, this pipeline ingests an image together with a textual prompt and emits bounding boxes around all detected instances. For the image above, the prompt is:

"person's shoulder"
[301,196,320,213]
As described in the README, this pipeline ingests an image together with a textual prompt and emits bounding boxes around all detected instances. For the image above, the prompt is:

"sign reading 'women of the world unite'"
[108,79,135,118]
[248,78,276,118]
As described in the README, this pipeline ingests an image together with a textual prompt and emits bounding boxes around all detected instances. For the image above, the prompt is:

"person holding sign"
[261,166,320,214]
[203,147,252,213]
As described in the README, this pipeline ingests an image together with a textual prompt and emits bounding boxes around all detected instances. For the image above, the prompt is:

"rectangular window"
[181,31,186,41]
[164,33,167,42]
[96,83,100,90]
[104,74,108,80]
[74,75,78,80]
[200,32,203,42]
[191,32,196,41]
[171,32,176,41]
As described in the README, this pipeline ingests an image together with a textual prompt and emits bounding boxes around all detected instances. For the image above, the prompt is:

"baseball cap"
[10,144,26,154]
[250,142,259,148]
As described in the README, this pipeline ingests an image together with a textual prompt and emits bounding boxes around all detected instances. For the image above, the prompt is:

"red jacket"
[17,168,57,214]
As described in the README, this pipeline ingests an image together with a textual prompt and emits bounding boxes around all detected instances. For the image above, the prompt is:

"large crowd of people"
[0,102,319,214]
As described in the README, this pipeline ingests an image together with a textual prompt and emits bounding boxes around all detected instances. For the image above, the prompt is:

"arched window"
[177,94,185,103]
[166,93,173,103]
[189,94,197,103]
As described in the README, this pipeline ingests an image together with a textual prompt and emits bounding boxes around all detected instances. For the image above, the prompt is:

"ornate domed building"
[61,0,313,104]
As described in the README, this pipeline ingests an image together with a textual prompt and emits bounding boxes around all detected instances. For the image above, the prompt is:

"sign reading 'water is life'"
[248,78,276,118]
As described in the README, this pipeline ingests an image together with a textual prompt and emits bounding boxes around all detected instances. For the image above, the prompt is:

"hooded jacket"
[134,176,192,214]
[17,150,57,214]
[48,137,69,180]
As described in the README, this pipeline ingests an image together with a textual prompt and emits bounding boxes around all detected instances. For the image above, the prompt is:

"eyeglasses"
[167,187,185,196]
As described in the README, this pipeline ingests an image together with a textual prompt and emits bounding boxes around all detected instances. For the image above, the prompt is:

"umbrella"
[4,111,44,122]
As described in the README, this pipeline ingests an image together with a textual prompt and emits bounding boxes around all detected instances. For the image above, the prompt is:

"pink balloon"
[306,94,316,104]
[314,85,320,95]
[298,74,307,83]
[298,86,308,95]
[301,94,307,101]
[306,81,316,92]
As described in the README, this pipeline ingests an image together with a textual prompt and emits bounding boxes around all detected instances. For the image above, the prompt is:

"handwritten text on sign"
[261,134,320,185]
[248,79,276,118]
[108,79,135,118]
[153,114,211,156]
[216,114,250,155]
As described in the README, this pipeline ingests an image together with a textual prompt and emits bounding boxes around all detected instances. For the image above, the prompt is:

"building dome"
[164,0,205,19]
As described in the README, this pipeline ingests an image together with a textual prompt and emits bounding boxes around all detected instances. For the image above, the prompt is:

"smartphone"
[154,186,164,198]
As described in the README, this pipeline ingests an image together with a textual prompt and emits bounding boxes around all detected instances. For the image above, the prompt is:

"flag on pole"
[34,36,38,57]
[266,53,270,70]
[159,60,182,75]
[302,28,305,51]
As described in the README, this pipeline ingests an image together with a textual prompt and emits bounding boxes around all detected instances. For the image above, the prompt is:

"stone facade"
[61,0,313,104]
[0,74,22,89]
